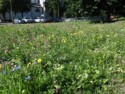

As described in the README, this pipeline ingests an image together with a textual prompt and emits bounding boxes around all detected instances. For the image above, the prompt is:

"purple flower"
[15,65,21,70]
[12,65,21,72]
[3,70,7,74]
[25,76,31,80]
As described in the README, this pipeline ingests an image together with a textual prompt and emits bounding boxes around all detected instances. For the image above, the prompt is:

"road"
[0,22,13,25]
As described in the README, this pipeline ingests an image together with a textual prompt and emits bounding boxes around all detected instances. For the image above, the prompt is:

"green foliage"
[45,0,65,17]
[63,0,83,17]
[0,0,31,20]
[12,0,31,13]
[1,21,125,93]
[45,0,125,22]
[0,0,10,12]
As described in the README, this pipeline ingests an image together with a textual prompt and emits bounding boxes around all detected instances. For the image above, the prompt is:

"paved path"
[0,22,13,25]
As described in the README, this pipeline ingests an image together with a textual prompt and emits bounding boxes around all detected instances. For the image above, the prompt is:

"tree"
[83,0,122,22]
[46,0,125,21]
[12,0,31,17]
[0,0,10,20]
[63,0,83,17]
[0,0,2,10]
[0,0,31,21]
[45,0,58,17]
[45,0,65,17]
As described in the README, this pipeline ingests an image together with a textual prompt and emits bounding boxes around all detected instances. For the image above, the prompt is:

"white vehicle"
[41,18,46,22]
[34,17,41,23]
[22,17,33,23]
[13,18,22,24]
[34,17,46,23]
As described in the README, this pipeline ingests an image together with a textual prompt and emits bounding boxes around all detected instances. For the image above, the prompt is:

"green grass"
[0,21,125,93]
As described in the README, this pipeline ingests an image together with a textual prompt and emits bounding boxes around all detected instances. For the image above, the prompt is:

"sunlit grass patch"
[0,21,125,93]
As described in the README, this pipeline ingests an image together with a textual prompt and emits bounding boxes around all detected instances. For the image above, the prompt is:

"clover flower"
[53,64,64,70]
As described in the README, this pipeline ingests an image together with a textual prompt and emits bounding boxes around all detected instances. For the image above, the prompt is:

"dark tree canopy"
[0,0,31,20]
[45,0,125,22]
[0,0,125,22]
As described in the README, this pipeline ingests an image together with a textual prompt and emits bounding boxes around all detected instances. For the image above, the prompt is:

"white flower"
[53,64,64,70]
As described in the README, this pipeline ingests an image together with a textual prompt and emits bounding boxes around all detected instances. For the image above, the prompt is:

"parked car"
[45,18,53,23]
[13,18,22,24]
[22,17,33,23]
[53,17,64,22]
[40,18,46,23]
[33,17,46,23]
[64,18,77,22]
[34,17,41,23]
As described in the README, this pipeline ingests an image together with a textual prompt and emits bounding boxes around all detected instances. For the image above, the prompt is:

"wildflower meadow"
[0,21,125,93]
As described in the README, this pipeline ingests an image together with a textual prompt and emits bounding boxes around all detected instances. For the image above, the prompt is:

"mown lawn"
[0,21,125,93]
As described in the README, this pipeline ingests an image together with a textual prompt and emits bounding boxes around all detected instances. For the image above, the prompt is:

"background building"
[0,0,46,21]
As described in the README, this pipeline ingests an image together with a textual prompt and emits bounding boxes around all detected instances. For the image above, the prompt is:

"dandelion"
[37,58,42,63]
[25,76,31,80]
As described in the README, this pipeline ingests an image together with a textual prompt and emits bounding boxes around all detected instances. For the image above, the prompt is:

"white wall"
[31,0,39,3]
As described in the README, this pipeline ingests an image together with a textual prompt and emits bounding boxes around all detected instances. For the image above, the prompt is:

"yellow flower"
[37,58,42,63]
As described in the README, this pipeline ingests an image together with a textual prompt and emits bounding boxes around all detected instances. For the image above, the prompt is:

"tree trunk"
[2,12,6,21]
[14,12,16,18]
[106,10,111,22]
[9,11,11,21]
[106,4,111,22]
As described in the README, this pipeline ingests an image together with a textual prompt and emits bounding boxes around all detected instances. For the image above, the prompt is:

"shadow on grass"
[89,17,125,24]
